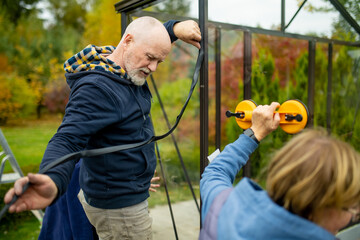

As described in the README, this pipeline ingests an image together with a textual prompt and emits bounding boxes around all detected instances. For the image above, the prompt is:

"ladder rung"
[0,172,21,183]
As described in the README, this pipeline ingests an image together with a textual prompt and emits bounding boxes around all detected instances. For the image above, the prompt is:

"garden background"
[0,0,359,239]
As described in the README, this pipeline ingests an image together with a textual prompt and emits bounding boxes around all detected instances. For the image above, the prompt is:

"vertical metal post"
[327,43,333,133]
[121,12,128,37]
[308,40,316,127]
[281,0,285,32]
[199,0,208,176]
[215,27,221,150]
[243,31,252,100]
[199,0,208,227]
[243,31,252,178]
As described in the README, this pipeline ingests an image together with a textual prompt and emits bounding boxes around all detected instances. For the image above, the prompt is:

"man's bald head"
[121,16,171,46]
[107,16,172,86]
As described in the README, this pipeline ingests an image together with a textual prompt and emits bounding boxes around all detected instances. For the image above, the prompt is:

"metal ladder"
[0,128,44,222]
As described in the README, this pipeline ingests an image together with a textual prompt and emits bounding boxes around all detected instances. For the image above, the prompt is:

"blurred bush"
[0,74,37,125]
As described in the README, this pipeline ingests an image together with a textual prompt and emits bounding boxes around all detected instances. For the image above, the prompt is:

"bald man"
[4,16,201,240]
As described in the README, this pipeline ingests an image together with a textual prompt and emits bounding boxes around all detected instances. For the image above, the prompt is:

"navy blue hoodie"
[40,20,179,209]
[41,70,155,209]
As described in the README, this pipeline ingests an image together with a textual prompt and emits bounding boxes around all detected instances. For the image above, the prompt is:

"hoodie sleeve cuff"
[46,173,64,205]
[164,20,180,43]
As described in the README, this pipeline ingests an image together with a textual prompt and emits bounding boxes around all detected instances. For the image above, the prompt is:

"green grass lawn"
[0,115,61,239]
[1,115,62,172]
[0,115,200,239]
[0,215,41,240]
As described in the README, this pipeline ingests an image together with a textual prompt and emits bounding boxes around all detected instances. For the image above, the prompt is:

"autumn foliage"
[0,0,359,178]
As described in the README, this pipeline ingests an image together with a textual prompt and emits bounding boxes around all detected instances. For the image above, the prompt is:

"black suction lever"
[285,114,303,122]
[226,111,244,119]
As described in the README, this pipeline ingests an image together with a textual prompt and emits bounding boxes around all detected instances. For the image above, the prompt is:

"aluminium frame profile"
[113,0,360,178]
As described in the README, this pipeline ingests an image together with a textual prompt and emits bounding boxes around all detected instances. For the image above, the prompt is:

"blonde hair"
[266,129,360,220]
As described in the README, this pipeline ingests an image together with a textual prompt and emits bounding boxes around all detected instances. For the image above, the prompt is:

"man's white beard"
[128,68,149,86]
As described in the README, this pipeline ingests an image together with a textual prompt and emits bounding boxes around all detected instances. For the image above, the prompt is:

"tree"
[332,45,360,147]
[0,0,40,24]
[0,73,37,125]
[82,0,121,46]
[154,0,190,16]
[303,0,360,41]
[0,0,89,120]
[45,0,93,33]
[254,34,308,87]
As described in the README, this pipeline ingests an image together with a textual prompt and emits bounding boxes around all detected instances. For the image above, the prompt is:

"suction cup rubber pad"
[278,99,308,134]
[234,100,257,130]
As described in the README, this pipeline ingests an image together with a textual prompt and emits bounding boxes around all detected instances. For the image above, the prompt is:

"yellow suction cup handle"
[226,99,308,134]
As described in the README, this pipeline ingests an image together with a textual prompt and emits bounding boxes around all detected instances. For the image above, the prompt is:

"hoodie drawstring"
[128,86,147,121]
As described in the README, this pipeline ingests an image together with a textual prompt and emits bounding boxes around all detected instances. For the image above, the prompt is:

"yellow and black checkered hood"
[63,44,130,80]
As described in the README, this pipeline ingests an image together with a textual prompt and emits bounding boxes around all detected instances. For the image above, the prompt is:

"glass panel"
[284,0,338,37]
[209,28,244,149]
[125,1,202,221]
[120,0,360,212]
[190,0,354,40]
[248,33,309,182]
[331,45,360,148]
[143,0,197,18]
[313,42,329,129]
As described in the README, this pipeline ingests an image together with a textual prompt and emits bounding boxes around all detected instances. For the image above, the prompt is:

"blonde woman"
[200,102,360,240]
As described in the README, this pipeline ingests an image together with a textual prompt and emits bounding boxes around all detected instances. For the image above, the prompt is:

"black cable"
[154,141,179,240]
[150,74,200,213]
[0,48,204,221]
[153,49,204,141]
[150,113,178,239]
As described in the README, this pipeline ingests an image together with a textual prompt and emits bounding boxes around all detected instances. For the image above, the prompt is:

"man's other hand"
[4,173,58,213]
